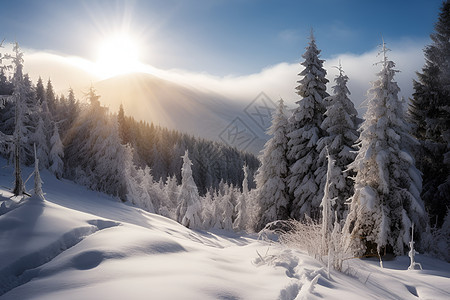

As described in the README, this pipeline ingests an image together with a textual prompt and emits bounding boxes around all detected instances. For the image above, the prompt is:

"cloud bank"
[19,40,425,118]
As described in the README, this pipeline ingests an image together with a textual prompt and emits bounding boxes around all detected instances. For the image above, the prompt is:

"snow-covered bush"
[279,218,322,258]
[279,215,345,271]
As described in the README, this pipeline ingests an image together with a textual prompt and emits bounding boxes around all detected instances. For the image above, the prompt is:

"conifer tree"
[176,150,202,228]
[33,115,50,169]
[35,77,45,104]
[33,144,44,200]
[255,99,289,229]
[165,175,180,213]
[234,164,250,231]
[320,151,335,255]
[117,103,127,144]
[317,65,359,220]
[10,42,28,196]
[126,165,156,213]
[90,116,129,199]
[46,78,56,115]
[343,42,427,257]
[49,123,64,179]
[408,0,450,227]
[286,32,329,220]
[60,87,78,136]
[221,190,234,230]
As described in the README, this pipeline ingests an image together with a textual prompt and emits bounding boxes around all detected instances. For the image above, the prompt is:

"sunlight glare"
[95,33,143,79]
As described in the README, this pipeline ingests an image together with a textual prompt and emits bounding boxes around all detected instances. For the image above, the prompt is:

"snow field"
[0,159,449,299]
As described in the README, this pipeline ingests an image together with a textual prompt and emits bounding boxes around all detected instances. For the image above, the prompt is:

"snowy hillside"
[0,159,449,300]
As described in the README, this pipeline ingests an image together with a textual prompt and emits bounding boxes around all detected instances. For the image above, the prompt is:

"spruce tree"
[35,77,45,104]
[49,123,64,179]
[46,78,56,115]
[234,164,250,231]
[343,42,427,257]
[286,32,329,220]
[117,103,127,144]
[255,99,289,230]
[33,144,44,200]
[317,65,359,220]
[176,150,202,229]
[33,115,50,169]
[10,42,29,196]
[408,1,450,227]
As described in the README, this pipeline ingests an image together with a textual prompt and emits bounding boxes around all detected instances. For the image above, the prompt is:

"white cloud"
[17,40,425,118]
[19,48,98,93]
[154,41,425,117]
[324,40,425,116]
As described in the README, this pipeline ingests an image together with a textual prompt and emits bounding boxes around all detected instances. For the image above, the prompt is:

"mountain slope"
[94,73,267,153]
[0,160,449,299]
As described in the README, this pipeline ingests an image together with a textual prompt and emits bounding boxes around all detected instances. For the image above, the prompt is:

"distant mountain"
[94,73,269,153]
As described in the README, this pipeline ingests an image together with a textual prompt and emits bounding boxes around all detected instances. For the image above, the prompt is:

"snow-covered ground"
[0,159,449,300]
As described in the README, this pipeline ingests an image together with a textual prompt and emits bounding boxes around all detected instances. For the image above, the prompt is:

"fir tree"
[408,1,450,227]
[60,87,78,136]
[317,64,359,220]
[255,99,289,230]
[117,103,127,144]
[35,77,45,104]
[286,32,329,220]
[46,78,56,115]
[176,150,202,228]
[126,165,156,213]
[10,42,29,196]
[343,42,427,257]
[33,144,44,200]
[90,116,129,199]
[320,151,336,255]
[33,115,50,169]
[234,164,250,231]
[49,123,64,179]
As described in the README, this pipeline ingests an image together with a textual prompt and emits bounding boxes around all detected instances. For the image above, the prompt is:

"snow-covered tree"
[211,192,224,229]
[49,123,64,179]
[165,175,180,217]
[242,164,249,195]
[90,115,129,199]
[46,78,56,115]
[317,65,359,220]
[64,87,129,199]
[221,192,234,230]
[408,1,450,228]
[286,32,329,220]
[33,144,44,200]
[234,164,250,231]
[10,42,30,196]
[255,99,289,230]
[176,150,202,229]
[33,115,49,169]
[35,77,45,104]
[343,42,427,257]
[126,165,156,213]
[320,151,335,255]
[200,191,215,229]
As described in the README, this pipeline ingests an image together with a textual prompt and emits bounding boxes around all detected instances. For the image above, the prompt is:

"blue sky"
[0,0,442,76]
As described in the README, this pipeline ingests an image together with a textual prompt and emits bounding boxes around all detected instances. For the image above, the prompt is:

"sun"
[95,33,143,79]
